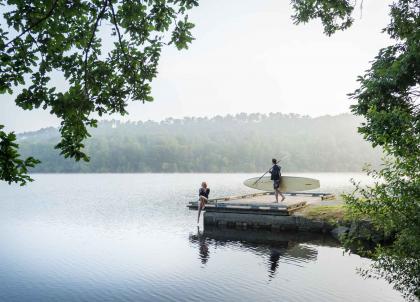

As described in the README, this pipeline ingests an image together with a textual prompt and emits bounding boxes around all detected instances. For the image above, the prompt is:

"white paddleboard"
[243,176,320,192]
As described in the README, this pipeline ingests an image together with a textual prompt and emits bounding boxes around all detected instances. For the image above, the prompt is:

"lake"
[0,173,404,301]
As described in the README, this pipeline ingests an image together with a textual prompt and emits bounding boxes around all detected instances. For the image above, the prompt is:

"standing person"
[269,158,285,202]
[197,182,210,224]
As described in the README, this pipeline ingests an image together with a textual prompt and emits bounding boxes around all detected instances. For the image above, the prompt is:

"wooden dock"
[187,192,334,215]
[187,192,336,231]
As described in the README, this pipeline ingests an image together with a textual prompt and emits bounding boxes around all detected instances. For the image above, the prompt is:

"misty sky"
[1,0,393,133]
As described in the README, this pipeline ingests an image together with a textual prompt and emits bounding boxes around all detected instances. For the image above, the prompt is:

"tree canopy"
[292,0,419,298]
[1,0,197,184]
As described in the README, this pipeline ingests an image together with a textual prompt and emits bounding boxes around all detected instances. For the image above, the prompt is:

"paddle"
[253,159,282,185]
[253,169,271,185]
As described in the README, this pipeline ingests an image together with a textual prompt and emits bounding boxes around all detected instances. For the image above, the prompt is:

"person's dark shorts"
[273,179,280,190]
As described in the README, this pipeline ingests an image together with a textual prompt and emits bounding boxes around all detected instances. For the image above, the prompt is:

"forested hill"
[18,113,383,173]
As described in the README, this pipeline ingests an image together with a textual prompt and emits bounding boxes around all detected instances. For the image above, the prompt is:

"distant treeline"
[18,113,383,173]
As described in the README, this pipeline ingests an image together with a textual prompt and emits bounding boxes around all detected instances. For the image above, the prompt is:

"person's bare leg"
[197,198,204,223]
[275,189,279,203]
[280,191,285,202]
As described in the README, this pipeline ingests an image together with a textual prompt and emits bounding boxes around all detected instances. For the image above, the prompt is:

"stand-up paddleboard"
[243,176,320,192]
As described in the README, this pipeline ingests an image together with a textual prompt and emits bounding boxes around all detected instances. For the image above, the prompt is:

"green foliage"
[293,0,420,299]
[291,0,354,36]
[0,125,40,185]
[0,0,198,183]
[17,113,382,173]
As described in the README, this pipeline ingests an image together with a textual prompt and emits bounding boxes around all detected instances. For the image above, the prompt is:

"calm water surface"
[0,173,404,302]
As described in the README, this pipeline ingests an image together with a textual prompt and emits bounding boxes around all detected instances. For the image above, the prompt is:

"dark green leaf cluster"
[0,0,197,182]
[349,2,419,159]
[0,125,40,185]
[291,0,354,36]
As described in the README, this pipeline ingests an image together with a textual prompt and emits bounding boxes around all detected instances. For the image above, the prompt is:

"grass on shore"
[297,204,349,225]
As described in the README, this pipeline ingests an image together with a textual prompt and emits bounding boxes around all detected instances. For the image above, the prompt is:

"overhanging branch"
[84,1,109,97]
[108,0,138,101]
[5,0,59,47]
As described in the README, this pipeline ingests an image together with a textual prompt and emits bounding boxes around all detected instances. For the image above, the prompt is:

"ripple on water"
[0,174,405,302]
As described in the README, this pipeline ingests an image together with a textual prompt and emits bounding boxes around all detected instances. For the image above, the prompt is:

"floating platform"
[187,192,336,231]
[187,191,334,216]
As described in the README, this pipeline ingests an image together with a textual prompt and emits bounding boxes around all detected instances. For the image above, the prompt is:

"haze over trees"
[17,113,382,173]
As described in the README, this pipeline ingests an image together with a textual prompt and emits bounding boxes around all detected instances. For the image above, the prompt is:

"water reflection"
[189,226,339,279]
[0,174,404,302]
[192,226,210,264]
[268,249,281,279]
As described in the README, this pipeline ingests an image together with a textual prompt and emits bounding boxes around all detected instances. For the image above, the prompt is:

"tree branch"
[84,1,108,97]
[5,0,59,47]
[108,0,130,63]
[108,0,138,100]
